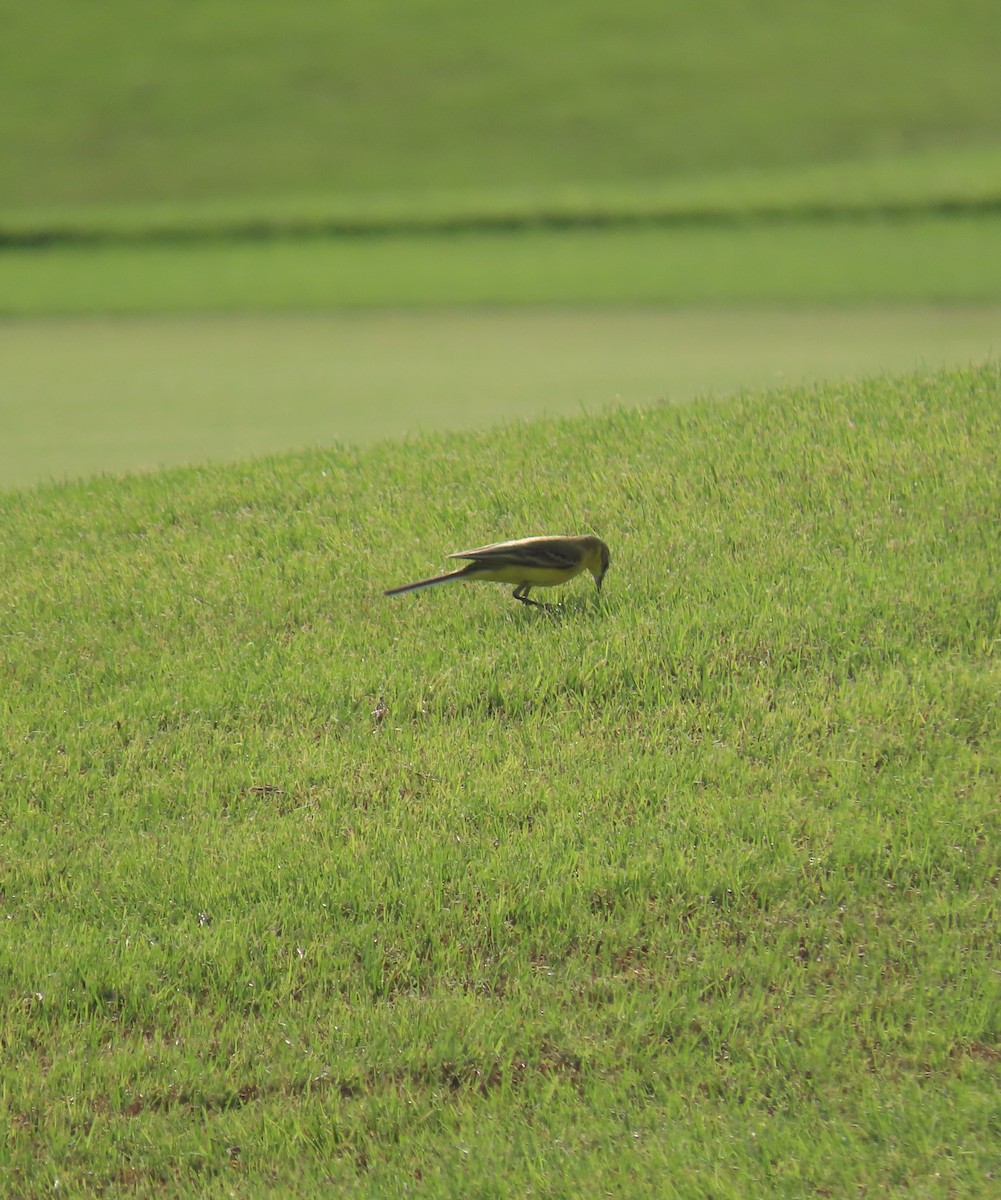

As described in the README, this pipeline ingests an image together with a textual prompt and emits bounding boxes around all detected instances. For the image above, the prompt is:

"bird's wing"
[449,537,580,572]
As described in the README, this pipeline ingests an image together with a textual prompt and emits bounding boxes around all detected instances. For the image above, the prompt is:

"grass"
[3,1,1000,215]
[4,213,1001,319]
[4,0,1000,502]
[2,363,998,1196]
[3,3,998,1187]
[4,144,1001,246]
[3,304,1001,490]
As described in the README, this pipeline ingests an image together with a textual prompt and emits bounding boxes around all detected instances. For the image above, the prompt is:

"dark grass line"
[3,195,1001,250]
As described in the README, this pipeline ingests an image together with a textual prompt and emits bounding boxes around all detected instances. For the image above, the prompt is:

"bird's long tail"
[384,567,472,597]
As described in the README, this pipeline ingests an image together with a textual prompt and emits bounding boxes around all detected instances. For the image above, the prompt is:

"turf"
[4,212,1001,319]
[4,144,1001,246]
[2,363,998,1196]
[3,1,1000,217]
[3,304,1001,491]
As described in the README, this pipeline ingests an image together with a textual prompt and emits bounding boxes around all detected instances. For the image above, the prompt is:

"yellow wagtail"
[384,534,610,607]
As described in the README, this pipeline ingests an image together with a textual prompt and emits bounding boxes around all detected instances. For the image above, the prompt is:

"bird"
[384,534,610,607]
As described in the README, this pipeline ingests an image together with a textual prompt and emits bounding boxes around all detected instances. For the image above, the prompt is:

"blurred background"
[2,0,1000,488]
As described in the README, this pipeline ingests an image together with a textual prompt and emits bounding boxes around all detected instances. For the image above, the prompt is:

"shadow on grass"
[508,593,610,625]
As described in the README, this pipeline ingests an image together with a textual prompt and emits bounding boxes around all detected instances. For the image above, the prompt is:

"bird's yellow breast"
[471,562,586,587]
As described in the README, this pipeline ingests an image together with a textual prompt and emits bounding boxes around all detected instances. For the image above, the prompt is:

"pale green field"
[3,305,999,490]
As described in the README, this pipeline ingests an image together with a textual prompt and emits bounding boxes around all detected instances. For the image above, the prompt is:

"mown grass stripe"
[4,193,1001,250]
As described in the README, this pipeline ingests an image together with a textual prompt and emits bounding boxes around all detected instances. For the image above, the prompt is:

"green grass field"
[5,213,1001,318]
[3,3,999,1192]
[3,304,1000,491]
[4,2,1000,218]
[2,364,998,1196]
[3,0,1000,491]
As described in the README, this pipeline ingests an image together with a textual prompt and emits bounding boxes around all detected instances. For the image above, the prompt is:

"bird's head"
[584,537,611,593]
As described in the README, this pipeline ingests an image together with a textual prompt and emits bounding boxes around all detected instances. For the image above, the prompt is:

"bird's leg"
[513,584,546,608]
